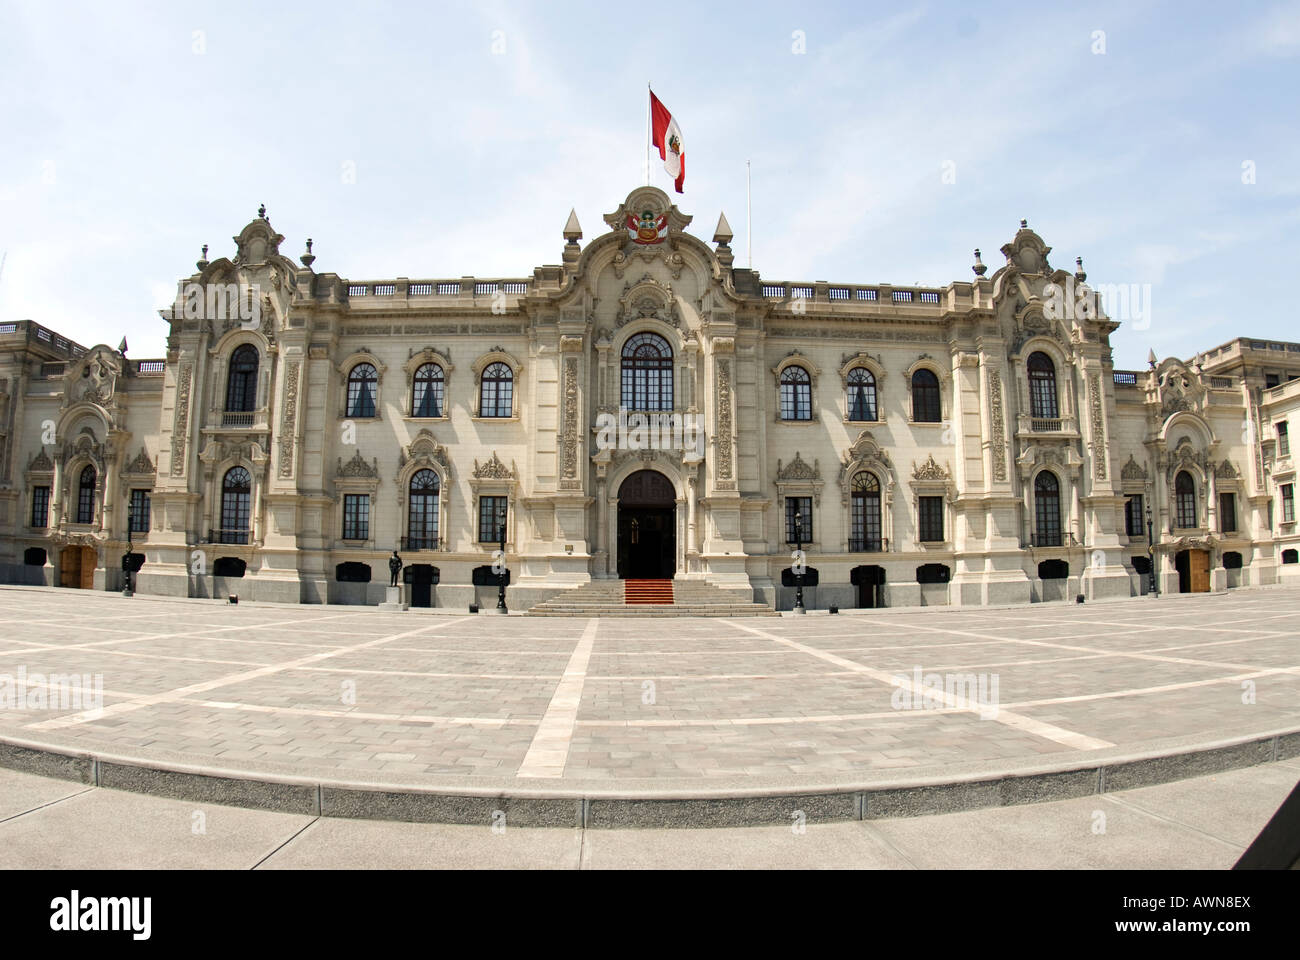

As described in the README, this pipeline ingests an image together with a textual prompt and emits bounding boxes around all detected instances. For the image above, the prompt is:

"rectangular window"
[1279,421,1290,457]
[1283,484,1295,524]
[129,490,151,533]
[31,486,50,528]
[343,494,370,540]
[1219,492,1237,534]
[1266,374,1280,388]
[785,497,813,544]
[1125,494,1144,537]
[918,496,945,542]
[479,496,508,543]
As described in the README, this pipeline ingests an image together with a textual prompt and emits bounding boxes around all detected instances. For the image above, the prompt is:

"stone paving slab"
[0,584,1297,823]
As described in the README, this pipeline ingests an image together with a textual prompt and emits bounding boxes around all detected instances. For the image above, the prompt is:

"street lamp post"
[496,517,508,615]
[1146,502,1159,597]
[793,511,806,615]
[121,500,134,597]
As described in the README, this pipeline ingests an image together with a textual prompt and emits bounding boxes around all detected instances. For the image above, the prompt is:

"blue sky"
[1,0,1297,369]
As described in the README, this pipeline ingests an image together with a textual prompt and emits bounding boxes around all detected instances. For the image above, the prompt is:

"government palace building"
[3,185,1299,611]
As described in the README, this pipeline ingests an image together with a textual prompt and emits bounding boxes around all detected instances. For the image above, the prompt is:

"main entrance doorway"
[59,546,96,589]
[1175,549,1210,593]
[617,470,676,579]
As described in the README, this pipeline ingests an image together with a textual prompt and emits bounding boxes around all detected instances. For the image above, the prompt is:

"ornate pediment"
[28,448,54,473]
[843,430,892,469]
[64,346,123,409]
[398,429,450,472]
[777,452,820,481]
[337,450,379,479]
[473,452,516,480]
[1216,459,1239,480]
[912,454,951,482]
[1121,454,1149,481]
[617,275,681,330]
[122,446,155,476]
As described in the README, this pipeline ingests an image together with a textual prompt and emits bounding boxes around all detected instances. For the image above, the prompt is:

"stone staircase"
[525,579,778,617]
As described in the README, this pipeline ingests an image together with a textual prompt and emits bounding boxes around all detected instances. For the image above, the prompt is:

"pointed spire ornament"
[118,336,128,355]
[300,238,316,268]
[562,208,582,243]
[1148,348,1158,368]
[713,212,734,246]
[972,249,987,276]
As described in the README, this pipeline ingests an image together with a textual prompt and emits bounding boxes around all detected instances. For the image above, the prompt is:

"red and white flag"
[650,91,685,193]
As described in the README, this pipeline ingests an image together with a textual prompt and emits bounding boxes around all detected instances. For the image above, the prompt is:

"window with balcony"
[219,466,251,543]
[407,471,439,549]
[849,472,881,551]
[76,466,96,524]
[1034,472,1062,546]
[1028,352,1059,419]
[621,333,673,411]
[224,344,258,413]
[343,494,370,541]
[1175,471,1197,528]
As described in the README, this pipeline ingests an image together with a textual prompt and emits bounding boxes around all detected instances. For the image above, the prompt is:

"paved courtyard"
[0,585,1298,790]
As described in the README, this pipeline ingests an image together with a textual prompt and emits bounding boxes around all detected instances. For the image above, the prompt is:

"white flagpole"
[645,83,651,186]
[746,160,752,268]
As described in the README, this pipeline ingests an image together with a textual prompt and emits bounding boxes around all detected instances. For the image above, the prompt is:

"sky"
[1,0,1297,370]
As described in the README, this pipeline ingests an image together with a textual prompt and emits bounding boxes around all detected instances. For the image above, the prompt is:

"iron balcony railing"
[848,538,888,553]
[401,535,441,551]
[209,528,250,545]
[222,411,255,427]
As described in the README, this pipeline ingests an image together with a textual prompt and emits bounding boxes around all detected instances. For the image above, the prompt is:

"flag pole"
[746,160,752,268]
[645,83,651,186]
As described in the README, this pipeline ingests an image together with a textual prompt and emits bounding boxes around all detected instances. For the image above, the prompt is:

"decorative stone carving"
[560,356,580,488]
[912,454,951,481]
[1121,454,1149,481]
[337,450,379,479]
[1216,459,1239,480]
[715,357,733,481]
[28,449,54,473]
[278,361,300,478]
[473,452,516,480]
[171,364,192,476]
[777,452,820,481]
[1090,374,1107,480]
[122,447,155,476]
[988,371,1007,481]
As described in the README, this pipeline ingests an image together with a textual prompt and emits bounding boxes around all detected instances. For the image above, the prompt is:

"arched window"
[412,363,444,418]
[847,368,877,421]
[220,466,251,544]
[479,362,514,418]
[225,344,259,412]
[76,465,96,524]
[407,469,440,550]
[1034,472,1062,546]
[1175,471,1197,528]
[850,471,882,552]
[911,369,940,422]
[621,333,673,411]
[347,363,378,418]
[779,365,812,421]
[1028,352,1058,419]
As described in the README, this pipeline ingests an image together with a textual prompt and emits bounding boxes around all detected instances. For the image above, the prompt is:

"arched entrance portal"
[60,545,97,589]
[617,470,676,579]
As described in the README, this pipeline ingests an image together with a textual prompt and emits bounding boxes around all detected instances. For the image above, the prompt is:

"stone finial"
[1147,348,1158,367]
[972,248,987,276]
[563,208,582,242]
[258,203,267,219]
[300,238,316,268]
[1020,218,1028,229]
[1074,256,1086,283]
[196,243,209,271]
[713,212,734,246]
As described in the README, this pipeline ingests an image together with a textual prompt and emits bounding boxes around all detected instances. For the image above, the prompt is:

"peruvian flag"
[650,91,685,193]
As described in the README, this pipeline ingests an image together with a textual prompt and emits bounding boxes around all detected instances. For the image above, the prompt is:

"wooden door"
[1190,550,1210,593]
[60,547,80,588]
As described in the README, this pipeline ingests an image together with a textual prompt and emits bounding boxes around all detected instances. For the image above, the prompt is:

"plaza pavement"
[0,760,1295,868]
[0,585,1297,824]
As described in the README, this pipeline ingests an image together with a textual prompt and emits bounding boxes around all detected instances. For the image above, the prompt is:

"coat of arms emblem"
[626,209,669,245]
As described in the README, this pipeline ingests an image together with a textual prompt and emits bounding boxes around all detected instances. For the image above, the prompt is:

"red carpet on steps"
[624,579,674,604]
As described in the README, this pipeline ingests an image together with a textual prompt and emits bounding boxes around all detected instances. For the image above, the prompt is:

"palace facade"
[3,185,1299,610]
